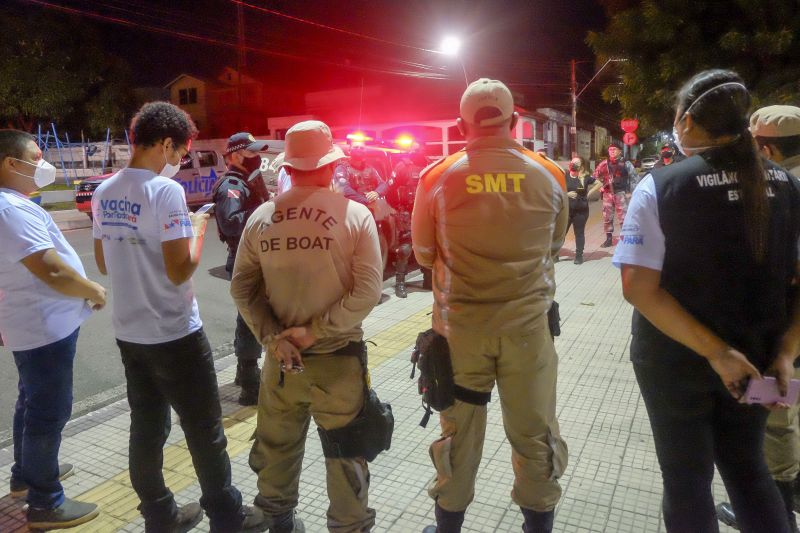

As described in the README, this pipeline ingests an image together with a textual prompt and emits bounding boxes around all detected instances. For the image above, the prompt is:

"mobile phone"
[195,203,215,215]
[744,377,800,405]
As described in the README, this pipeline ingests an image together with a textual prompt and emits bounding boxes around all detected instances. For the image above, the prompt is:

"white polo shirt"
[92,168,202,344]
[0,188,91,350]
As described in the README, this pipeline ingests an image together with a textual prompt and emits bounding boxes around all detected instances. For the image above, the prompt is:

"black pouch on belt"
[317,341,394,462]
[548,301,561,337]
[410,329,490,427]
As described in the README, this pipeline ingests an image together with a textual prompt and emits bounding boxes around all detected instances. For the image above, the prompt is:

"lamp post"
[440,36,469,87]
[570,58,627,158]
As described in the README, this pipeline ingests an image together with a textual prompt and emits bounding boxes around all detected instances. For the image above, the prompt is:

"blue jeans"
[12,328,79,509]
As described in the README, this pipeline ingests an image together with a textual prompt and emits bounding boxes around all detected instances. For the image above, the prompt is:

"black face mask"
[242,155,262,174]
[662,152,673,160]
[569,164,580,172]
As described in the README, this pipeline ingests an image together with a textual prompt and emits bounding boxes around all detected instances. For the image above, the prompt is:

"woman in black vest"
[613,69,800,532]
[565,157,595,264]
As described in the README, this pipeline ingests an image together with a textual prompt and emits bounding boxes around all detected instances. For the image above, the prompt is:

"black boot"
[777,480,800,533]
[574,252,583,265]
[236,362,261,406]
[601,233,613,247]
[395,273,408,298]
[422,504,465,533]
[521,508,554,533]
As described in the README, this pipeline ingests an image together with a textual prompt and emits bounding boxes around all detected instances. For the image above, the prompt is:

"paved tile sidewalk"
[0,202,741,532]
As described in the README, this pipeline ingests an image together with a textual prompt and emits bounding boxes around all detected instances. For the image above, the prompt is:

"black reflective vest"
[631,149,800,371]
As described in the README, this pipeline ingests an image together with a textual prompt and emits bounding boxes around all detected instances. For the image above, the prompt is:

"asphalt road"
[0,220,248,443]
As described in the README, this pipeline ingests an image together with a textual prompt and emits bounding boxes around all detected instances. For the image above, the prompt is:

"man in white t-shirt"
[0,129,105,529]
[92,102,268,533]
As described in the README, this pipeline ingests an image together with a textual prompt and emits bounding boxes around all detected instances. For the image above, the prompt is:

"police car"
[75,148,228,218]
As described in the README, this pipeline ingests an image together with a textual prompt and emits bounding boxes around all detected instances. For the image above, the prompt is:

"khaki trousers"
[765,368,800,482]
[249,354,376,532]
[428,315,568,513]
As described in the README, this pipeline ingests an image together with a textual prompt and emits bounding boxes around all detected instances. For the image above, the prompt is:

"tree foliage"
[0,8,136,137]
[588,0,800,136]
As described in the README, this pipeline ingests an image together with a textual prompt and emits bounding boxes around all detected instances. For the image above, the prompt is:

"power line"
[20,0,453,80]
[232,0,439,54]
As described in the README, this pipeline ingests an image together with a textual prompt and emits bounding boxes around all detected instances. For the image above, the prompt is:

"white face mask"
[11,158,57,188]
[160,144,181,178]
[673,81,748,156]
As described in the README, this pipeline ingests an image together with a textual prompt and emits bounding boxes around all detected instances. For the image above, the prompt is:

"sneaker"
[146,503,205,533]
[10,463,75,498]
[27,497,99,530]
[422,527,437,533]
[574,254,584,265]
[601,236,613,248]
[239,504,271,533]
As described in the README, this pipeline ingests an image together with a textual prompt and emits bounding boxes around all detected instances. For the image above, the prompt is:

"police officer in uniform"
[614,70,800,533]
[387,152,424,298]
[334,146,388,205]
[715,104,800,531]
[231,121,384,533]
[212,132,269,405]
[413,79,569,533]
[593,142,637,247]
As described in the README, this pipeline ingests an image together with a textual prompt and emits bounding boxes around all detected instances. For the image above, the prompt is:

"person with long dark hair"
[613,69,800,532]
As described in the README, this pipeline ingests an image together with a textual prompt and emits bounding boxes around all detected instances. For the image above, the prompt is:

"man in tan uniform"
[412,79,569,533]
[231,121,384,533]
[716,105,800,531]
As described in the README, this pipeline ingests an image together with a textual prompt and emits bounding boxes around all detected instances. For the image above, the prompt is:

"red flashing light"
[346,132,372,144]
[395,135,414,148]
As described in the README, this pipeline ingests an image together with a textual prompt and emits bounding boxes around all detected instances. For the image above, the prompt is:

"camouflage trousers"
[602,191,628,234]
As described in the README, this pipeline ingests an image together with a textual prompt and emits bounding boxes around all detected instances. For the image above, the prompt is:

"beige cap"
[750,105,800,138]
[460,78,514,127]
[282,121,345,171]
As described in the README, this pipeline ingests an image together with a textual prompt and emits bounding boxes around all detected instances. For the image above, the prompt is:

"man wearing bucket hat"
[716,105,800,531]
[413,78,569,533]
[212,132,270,405]
[231,120,384,532]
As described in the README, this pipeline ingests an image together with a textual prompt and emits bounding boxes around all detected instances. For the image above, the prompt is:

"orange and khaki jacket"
[411,136,568,337]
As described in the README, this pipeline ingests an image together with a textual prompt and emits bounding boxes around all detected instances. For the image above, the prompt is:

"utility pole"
[236,1,246,131]
[570,59,578,158]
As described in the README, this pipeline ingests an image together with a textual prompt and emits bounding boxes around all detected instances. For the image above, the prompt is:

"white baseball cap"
[282,121,345,171]
[460,78,515,127]
[750,105,800,138]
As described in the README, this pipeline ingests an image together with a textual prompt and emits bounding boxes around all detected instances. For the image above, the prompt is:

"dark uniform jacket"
[212,169,266,250]
[334,162,388,205]
[632,148,800,371]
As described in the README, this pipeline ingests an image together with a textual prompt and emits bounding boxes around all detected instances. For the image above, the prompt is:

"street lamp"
[439,36,469,87]
[570,58,627,158]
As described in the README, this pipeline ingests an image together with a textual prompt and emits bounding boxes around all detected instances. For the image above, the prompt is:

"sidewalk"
[50,209,92,231]
[0,202,738,532]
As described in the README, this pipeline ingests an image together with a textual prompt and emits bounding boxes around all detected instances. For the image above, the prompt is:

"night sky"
[20,0,613,125]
